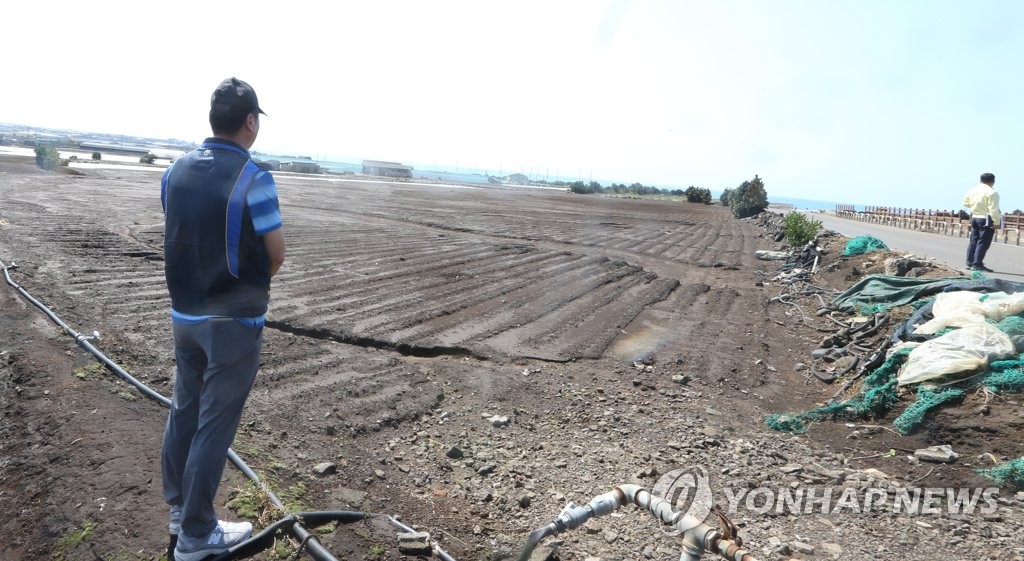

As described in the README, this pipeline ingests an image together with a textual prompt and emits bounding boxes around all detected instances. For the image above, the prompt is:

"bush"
[684,186,712,204]
[719,188,734,206]
[91,151,101,160]
[140,153,157,164]
[782,212,823,246]
[729,175,768,218]
[34,145,60,170]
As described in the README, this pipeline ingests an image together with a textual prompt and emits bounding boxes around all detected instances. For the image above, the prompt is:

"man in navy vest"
[160,77,285,561]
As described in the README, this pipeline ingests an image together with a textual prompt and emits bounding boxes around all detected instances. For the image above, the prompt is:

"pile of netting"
[977,458,1024,490]
[842,236,889,256]
[767,275,1024,435]
[766,348,908,433]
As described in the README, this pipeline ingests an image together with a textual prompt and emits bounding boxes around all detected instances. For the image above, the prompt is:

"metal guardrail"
[833,207,1024,246]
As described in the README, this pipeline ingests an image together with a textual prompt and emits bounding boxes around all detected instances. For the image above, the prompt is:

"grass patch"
[227,474,327,559]
[52,519,97,561]
[72,362,106,380]
[227,476,313,528]
[368,544,386,560]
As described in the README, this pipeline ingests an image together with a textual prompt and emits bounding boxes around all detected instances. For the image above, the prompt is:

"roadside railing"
[832,206,1024,246]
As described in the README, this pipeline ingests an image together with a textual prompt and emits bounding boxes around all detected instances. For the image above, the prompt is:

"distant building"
[505,173,529,185]
[279,161,321,174]
[80,141,150,155]
[362,160,413,178]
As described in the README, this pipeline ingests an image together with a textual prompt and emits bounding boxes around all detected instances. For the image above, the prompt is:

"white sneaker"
[174,520,253,561]
[169,506,183,536]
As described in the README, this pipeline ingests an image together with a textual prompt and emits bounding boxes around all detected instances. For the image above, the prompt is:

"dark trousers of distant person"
[966,217,995,270]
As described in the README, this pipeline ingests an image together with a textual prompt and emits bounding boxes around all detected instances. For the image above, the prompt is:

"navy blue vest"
[163,139,270,317]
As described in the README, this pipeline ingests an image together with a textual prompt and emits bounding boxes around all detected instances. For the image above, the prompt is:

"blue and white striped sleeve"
[247,171,282,235]
[160,165,173,213]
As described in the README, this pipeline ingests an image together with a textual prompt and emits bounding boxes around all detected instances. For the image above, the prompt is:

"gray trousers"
[161,318,262,539]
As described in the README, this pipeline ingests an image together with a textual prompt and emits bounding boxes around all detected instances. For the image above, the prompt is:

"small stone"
[312,462,337,476]
[603,530,619,544]
[671,374,690,385]
[446,446,464,459]
[374,469,386,479]
[330,487,367,509]
[527,545,556,561]
[489,415,510,428]
[792,541,814,554]
[822,543,843,558]
[477,464,497,476]
[396,531,432,556]
[914,445,959,463]
[780,463,803,474]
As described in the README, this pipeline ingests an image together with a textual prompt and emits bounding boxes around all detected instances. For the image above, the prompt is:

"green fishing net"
[977,458,1024,490]
[843,236,889,256]
[765,349,910,433]
[892,388,964,435]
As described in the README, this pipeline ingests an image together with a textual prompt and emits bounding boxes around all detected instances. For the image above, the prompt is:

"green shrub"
[684,186,712,204]
[140,153,156,164]
[719,188,734,206]
[729,175,768,218]
[782,211,823,246]
[91,151,101,160]
[34,145,60,170]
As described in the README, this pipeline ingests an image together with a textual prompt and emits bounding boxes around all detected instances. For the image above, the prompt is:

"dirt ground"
[1,158,1023,561]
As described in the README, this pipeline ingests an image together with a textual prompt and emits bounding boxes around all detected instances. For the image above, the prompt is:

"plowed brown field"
[3,160,1017,561]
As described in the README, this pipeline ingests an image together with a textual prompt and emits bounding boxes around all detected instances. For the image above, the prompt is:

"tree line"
[563,180,714,203]
[561,175,770,218]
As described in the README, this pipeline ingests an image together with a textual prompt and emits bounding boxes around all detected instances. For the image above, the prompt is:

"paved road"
[804,211,1024,281]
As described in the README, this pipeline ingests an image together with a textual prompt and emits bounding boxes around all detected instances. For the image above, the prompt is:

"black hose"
[1,260,336,561]
[206,512,367,561]
[3,259,462,561]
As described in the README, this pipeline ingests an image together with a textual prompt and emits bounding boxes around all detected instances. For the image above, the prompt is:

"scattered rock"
[527,545,556,561]
[884,256,932,277]
[821,542,843,558]
[914,445,959,463]
[792,541,815,554]
[397,531,432,556]
[489,415,510,428]
[329,487,367,509]
[312,462,337,476]
[446,446,464,459]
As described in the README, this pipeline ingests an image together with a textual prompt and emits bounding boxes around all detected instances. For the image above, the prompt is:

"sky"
[3,0,1022,210]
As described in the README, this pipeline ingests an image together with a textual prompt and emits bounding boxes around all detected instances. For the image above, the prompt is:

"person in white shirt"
[963,172,1000,272]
